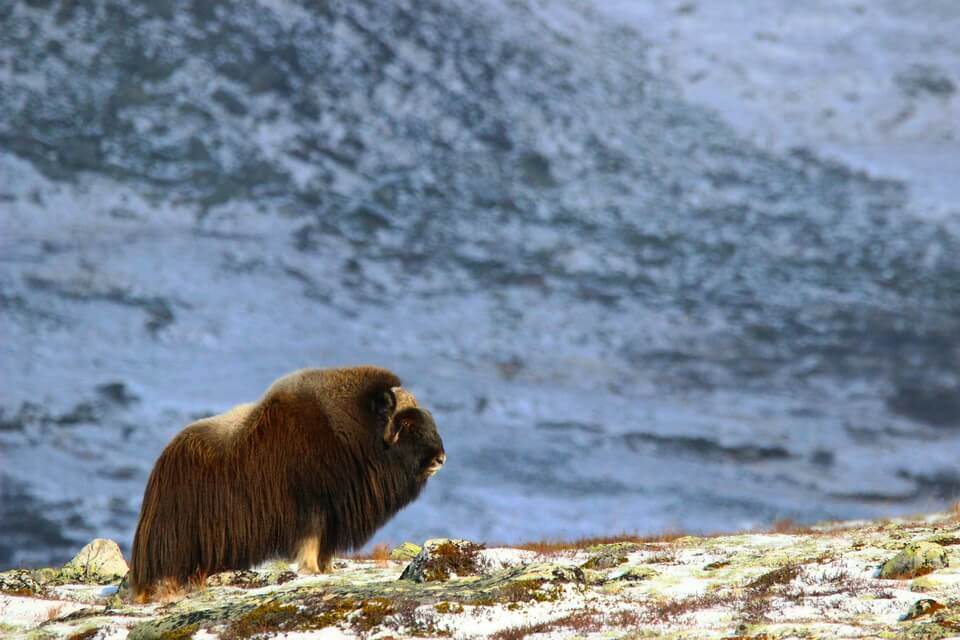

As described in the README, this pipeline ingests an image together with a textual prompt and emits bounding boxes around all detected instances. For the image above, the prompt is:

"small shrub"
[371,543,391,567]
[386,599,449,637]
[769,519,813,535]
[45,604,66,621]
[490,609,604,640]
[220,601,303,639]
[496,579,562,604]
[513,531,693,554]
[434,602,464,614]
[641,592,729,624]
[422,541,484,582]
[352,598,394,633]
[350,543,392,565]
[158,623,200,640]
[747,564,801,591]
[647,547,678,564]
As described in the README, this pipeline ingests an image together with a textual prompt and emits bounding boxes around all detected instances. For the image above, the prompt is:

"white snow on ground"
[592,0,960,220]
[0,595,87,629]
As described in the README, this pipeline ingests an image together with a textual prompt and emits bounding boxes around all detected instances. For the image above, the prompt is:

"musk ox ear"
[370,389,396,423]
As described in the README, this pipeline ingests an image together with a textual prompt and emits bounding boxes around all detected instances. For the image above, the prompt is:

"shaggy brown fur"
[129,366,445,600]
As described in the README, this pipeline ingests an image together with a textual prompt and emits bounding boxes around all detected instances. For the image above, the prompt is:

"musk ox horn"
[383,386,420,445]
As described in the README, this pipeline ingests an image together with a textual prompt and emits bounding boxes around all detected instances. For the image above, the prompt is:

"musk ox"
[129,366,445,600]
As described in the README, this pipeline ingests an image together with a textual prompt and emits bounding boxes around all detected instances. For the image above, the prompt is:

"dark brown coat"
[128,366,445,599]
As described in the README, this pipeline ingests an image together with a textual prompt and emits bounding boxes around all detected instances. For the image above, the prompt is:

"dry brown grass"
[646,544,680,564]
[370,543,391,567]
[608,608,644,627]
[220,600,305,640]
[737,563,803,622]
[640,592,730,624]
[132,572,206,604]
[490,610,603,640]
[379,598,450,637]
[768,519,815,535]
[512,531,695,554]
[798,566,895,600]
[733,559,896,624]
[150,577,190,604]
[747,564,802,591]
[44,603,66,621]
[422,541,484,582]
[349,542,392,564]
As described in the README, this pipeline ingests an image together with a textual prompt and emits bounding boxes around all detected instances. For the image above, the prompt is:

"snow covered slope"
[1,0,958,568]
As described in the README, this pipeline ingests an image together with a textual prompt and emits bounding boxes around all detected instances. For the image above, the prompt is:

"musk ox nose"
[425,451,446,477]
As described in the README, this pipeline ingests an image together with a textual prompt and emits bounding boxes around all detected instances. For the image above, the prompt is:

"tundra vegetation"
[1,509,958,639]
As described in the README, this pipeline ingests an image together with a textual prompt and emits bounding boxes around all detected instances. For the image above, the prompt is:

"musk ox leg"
[295,535,323,574]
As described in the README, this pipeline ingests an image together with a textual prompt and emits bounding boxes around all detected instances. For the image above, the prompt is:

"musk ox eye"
[371,389,395,419]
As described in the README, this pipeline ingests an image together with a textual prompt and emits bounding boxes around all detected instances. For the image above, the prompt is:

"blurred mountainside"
[1,0,959,569]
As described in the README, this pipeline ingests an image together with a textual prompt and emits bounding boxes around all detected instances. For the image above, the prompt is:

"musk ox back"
[129,366,445,600]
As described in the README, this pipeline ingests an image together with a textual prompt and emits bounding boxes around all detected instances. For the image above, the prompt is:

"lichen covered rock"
[611,564,659,582]
[0,569,46,595]
[205,568,296,589]
[59,539,129,584]
[399,538,485,583]
[515,562,584,584]
[878,541,949,579]
[390,542,422,562]
[581,544,632,570]
[900,598,945,621]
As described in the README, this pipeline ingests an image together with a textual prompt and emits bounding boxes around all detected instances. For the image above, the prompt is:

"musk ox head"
[377,386,446,480]
[129,365,444,600]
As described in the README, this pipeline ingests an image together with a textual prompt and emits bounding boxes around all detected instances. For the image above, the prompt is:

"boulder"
[900,598,944,621]
[878,542,948,579]
[399,539,484,583]
[60,539,129,584]
[0,569,46,595]
[389,542,422,562]
[611,565,659,582]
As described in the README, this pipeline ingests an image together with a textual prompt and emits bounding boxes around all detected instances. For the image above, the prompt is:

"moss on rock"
[390,542,422,562]
[0,569,47,596]
[59,539,128,585]
[400,539,485,583]
[878,542,948,579]
[611,564,659,582]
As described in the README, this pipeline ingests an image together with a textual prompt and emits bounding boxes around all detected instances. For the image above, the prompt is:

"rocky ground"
[1,510,958,639]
